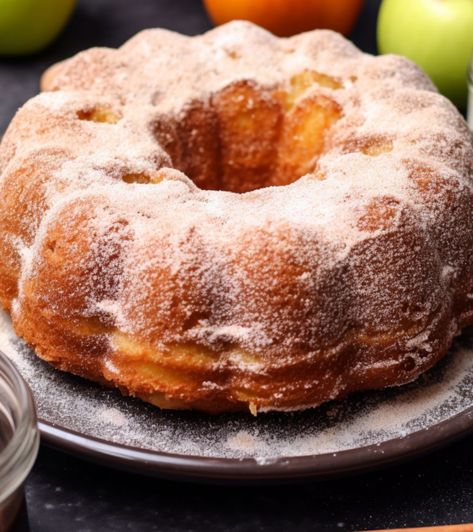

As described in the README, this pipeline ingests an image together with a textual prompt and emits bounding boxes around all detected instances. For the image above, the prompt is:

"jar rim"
[0,351,39,503]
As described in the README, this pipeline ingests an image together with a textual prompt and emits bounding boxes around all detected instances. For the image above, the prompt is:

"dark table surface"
[2,0,473,530]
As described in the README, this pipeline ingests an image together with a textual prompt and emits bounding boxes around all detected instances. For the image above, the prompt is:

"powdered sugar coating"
[0,22,472,412]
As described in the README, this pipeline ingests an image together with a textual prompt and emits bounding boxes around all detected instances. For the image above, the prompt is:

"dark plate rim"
[37,401,473,482]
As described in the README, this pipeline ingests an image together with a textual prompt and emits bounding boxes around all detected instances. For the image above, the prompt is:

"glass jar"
[468,52,473,129]
[0,352,39,531]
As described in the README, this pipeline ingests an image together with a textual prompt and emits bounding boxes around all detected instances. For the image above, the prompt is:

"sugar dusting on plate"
[1,309,473,464]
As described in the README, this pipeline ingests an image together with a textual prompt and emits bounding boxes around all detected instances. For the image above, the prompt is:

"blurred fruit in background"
[0,0,76,55]
[203,0,364,37]
[377,0,473,110]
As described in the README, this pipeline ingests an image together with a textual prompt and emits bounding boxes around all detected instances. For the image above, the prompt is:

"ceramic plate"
[2,310,473,482]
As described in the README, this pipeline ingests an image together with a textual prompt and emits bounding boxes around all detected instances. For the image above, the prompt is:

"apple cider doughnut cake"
[1,22,472,413]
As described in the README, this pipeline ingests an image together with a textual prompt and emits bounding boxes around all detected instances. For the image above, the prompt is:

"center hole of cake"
[153,73,343,193]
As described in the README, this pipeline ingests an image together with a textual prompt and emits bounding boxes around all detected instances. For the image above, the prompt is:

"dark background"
[2,0,473,530]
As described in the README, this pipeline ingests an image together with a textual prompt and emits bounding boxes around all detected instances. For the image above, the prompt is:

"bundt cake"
[1,22,472,414]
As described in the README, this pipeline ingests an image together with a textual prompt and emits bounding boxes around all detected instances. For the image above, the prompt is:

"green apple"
[0,0,76,55]
[377,0,473,109]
